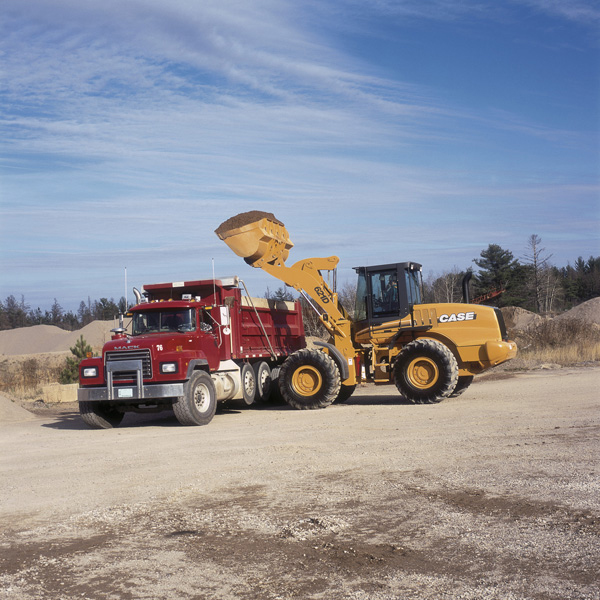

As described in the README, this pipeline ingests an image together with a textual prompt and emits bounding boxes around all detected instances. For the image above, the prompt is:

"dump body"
[78,277,305,427]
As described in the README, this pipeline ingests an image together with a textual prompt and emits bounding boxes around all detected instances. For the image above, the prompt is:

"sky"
[1,0,599,313]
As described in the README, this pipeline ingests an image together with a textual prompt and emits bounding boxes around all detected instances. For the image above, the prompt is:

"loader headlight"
[82,367,98,378]
[160,362,179,374]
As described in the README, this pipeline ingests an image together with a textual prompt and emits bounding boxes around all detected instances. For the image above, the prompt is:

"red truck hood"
[103,333,189,352]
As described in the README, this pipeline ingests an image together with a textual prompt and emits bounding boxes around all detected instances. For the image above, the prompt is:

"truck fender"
[313,341,349,381]
[185,359,209,379]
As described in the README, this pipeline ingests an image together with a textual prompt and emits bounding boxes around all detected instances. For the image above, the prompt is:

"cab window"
[370,270,399,316]
[132,309,196,335]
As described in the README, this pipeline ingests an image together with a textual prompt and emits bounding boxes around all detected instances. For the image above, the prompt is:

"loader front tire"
[173,371,217,426]
[280,349,341,410]
[393,339,458,404]
[79,401,124,429]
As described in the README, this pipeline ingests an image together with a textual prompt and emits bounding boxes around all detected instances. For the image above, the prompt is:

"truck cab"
[353,262,423,324]
[78,276,305,428]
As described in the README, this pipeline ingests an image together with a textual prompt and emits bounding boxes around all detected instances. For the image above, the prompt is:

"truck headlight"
[82,367,98,378]
[160,362,178,374]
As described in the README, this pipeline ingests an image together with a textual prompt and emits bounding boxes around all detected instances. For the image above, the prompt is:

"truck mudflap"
[78,382,185,403]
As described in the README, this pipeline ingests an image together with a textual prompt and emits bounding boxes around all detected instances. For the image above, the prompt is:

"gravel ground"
[0,366,599,600]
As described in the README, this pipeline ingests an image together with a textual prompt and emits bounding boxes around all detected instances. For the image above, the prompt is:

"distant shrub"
[513,319,600,365]
[59,335,92,384]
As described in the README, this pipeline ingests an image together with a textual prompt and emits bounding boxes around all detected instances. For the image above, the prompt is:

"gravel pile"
[0,320,118,356]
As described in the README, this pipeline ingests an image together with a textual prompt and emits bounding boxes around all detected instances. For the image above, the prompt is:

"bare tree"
[425,268,465,303]
[337,281,356,320]
[522,234,553,313]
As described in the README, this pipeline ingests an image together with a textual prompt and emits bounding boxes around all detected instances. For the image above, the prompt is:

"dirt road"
[1,367,599,600]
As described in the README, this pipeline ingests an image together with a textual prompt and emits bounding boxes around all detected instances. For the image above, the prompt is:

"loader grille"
[105,349,152,381]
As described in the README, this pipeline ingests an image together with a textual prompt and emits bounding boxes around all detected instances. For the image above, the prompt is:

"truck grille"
[105,349,152,381]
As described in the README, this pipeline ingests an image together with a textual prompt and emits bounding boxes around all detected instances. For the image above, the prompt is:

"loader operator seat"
[384,274,399,313]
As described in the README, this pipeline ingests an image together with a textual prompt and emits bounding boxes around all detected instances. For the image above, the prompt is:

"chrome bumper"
[78,382,184,403]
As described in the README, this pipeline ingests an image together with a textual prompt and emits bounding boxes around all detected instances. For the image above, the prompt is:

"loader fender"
[313,341,350,380]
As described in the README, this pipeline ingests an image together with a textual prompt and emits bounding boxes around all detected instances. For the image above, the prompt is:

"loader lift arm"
[215,212,357,386]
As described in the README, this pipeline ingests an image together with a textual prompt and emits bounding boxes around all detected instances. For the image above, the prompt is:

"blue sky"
[1,0,599,312]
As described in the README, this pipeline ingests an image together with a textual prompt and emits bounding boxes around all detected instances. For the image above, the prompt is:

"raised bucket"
[215,211,293,266]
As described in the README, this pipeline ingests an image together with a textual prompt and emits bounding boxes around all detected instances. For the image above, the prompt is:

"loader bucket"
[215,211,293,266]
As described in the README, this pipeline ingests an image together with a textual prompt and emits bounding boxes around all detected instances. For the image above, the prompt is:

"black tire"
[79,401,124,429]
[253,361,272,403]
[279,349,341,410]
[393,339,458,404]
[334,384,356,404]
[268,367,286,405]
[450,375,474,397]
[240,363,257,406]
[173,371,217,426]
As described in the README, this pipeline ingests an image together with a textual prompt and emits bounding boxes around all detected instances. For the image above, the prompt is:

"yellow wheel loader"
[216,211,517,408]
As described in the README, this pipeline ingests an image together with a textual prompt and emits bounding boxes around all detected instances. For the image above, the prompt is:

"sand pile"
[215,211,284,238]
[554,297,600,325]
[501,307,544,331]
[0,320,119,356]
[0,393,38,422]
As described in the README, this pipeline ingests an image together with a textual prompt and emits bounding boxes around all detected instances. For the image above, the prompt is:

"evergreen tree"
[264,286,295,301]
[93,298,119,320]
[473,244,521,307]
[59,335,93,384]
[3,295,29,328]
[50,298,64,325]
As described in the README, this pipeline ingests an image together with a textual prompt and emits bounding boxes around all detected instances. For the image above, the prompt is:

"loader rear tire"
[173,371,217,426]
[450,375,474,397]
[79,401,124,429]
[393,339,458,404]
[280,349,341,410]
[334,384,356,404]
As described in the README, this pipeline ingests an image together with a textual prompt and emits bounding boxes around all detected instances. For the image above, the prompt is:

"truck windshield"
[132,309,196,335]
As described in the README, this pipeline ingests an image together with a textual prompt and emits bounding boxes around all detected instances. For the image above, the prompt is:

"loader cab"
[354,262,423,324]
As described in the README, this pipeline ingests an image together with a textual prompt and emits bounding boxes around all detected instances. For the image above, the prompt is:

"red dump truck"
[77,276,305,428]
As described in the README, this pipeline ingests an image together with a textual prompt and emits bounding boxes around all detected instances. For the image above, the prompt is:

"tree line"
[1,236,598,332]
[0,295,127,331]
[425,236,599,313]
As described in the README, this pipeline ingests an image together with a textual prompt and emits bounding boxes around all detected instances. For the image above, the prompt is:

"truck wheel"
[253,361,272,402]
[173,371,217,426]
[79,401,124,429]
[334,384,356,404]
[241,363,257,405]
[450,375,474,397]
[279,349,341,410]
[393,339,458,404]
